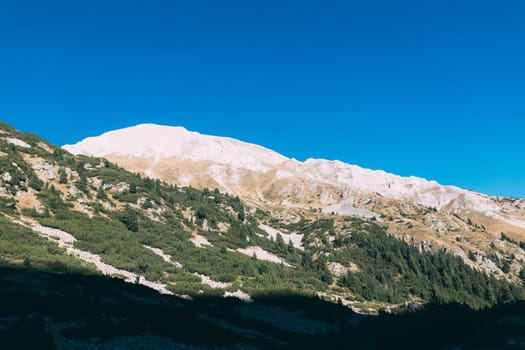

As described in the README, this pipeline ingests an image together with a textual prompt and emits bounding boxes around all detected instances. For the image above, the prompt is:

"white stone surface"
[223,290,252,302]
[143,245,183,268]
[6,137,31,148]
[236,246,291,266]
[190,234,212,248]
[258,224,303,250]
[321,199,379,218]
[193,273,231,289]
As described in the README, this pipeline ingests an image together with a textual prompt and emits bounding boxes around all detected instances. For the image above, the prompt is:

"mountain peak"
[63,123,289,172]
[61,123,525,231]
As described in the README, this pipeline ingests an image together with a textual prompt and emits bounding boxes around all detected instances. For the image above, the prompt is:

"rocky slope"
[64,124,525,280]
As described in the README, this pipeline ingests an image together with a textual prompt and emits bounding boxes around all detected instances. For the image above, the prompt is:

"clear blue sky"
[1,0,524,197]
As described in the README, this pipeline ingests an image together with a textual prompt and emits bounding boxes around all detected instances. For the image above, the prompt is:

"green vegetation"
[333,218,522,308]
[37,185,71,211]
[38,210,176,282]
[118,204,139,232]
[0,216,97,275]
[36,207,328,296]
[278,217,523,308]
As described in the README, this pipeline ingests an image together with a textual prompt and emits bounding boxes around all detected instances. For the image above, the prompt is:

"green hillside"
[0,120,523,312]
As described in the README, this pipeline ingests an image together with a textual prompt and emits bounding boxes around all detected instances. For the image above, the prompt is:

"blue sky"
[1,0,524,197]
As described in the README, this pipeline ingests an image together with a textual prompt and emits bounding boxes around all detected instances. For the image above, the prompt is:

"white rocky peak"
[63,124,288,172]
[302,158,445,203]
[62,123,505,215]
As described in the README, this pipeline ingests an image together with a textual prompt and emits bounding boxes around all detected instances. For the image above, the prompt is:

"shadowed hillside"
[1,266,524,349]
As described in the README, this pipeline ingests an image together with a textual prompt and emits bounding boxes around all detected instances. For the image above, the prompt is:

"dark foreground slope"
[1,266,524,350]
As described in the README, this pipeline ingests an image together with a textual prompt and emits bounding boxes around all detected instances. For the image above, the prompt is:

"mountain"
[1,120,525,346]
[60,124,513,207]
[64,124,525,279]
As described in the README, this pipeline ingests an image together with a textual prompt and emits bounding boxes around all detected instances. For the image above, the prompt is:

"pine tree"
[58,169,68,184]
[276,233,286,252]
[287,239,295,253]
[519,269,525,284]
[502,260,511,274]
[237,209,245,222]
[120,205,139,232]
[96,187,108,201]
